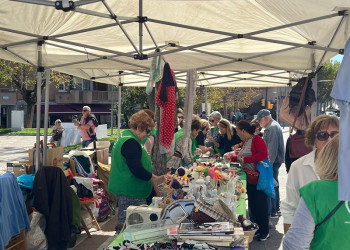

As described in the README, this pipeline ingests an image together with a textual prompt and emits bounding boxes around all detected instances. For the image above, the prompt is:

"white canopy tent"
[0,0,349,87]
[0,0,349,171]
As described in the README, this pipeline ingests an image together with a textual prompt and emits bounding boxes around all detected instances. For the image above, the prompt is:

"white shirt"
[281,149,319,224]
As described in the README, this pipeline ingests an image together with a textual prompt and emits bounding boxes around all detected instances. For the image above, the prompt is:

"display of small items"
[160,162,245,217]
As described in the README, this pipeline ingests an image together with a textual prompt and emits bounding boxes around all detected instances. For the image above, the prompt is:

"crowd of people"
[52,105,345,247]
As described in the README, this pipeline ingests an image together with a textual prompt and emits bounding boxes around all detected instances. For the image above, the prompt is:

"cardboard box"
[28,146,64,168]
[82,148,109,165]
[18,161,33,175]
[6,163,27,177]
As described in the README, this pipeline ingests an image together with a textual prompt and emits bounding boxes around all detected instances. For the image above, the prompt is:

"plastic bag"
[256,159,275,198]
[26,211,47,250]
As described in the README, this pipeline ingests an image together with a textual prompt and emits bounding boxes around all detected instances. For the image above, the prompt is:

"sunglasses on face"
[316,131,338,141]
[82,110,89,112]
[209,119,215,123]
[145,128,151,134]
[177,116,184,119]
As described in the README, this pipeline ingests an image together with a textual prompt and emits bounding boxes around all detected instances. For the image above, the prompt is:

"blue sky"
[331,54,343,62]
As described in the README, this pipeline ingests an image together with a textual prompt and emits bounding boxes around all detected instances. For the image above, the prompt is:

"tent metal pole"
[148,37,235,58]
[50,38,131,57]
[316,15,347,70]
[110,84,114,135]
[101,0,140,55]
[49,22,134,39]
[3,48,36,66]
[149,12,340,38]
[93,71,148,80]
[144,22,160,49]
[0,26,42,38]
[247,13,340,36]
[206,78,288,87]
[117,84,122,137]
[247,36,339,53]
[12,0,100,8]
[1,39,40,50]
[195,47,298,71]
[139,0,143,55]
[108,58,149,70]
[148,18,239,37]
[311,53,317,121]
[35,42,43,172]
[244,60,306,74]
[43,69,50,163]
[204,87,208,114]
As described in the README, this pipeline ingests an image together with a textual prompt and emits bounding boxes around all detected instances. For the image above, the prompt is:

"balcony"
[55,90,119,104]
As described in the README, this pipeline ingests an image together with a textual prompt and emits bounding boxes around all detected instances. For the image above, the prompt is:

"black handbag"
[71,178,93,198]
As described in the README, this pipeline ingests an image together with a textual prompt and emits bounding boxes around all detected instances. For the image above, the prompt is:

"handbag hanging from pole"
[288,77,313,158]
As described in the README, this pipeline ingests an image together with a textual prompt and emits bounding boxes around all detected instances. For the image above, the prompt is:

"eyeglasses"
[177,116,184,119]
[82,110,89,112]
[316,131,338,141]
[209,119,215,123]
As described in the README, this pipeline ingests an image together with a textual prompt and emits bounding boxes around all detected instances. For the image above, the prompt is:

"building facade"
[0,77,119,128]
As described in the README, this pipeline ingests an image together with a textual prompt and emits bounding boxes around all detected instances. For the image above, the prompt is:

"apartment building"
[0,77,118,128]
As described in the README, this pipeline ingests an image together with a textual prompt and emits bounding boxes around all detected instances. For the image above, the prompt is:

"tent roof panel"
[0,0,349,87]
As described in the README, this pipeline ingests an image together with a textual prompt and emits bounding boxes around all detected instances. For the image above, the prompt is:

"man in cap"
[256,109,284,218]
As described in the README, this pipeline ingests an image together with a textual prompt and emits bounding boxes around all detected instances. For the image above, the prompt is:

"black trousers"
[247,182,269,235]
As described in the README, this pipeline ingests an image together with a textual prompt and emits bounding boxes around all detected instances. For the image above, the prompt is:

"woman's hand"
[232,143,240,150]
[151,174,166,184]
[194,148,202,155]
[223,153,231,163]
[207,135,214,143]
[239,157,245,164]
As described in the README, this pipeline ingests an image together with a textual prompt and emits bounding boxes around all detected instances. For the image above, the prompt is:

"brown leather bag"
[288,133,313,158]
[287,76,313,159]
[279,97,311,130]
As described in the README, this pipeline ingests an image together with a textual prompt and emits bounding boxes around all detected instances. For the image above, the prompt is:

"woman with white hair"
[50,119,64,146]
[206,111,223,155]
[283,135,349,249]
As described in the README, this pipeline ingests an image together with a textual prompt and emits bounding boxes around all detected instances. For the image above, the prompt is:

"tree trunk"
[146,88,155,112]
[123,113,129,128]
[25,103,35,128]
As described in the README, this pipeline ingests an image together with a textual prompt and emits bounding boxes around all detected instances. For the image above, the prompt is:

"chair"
[64,165,101,238]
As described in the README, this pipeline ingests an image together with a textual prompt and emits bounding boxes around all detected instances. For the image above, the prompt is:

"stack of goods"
[167,221,248,248]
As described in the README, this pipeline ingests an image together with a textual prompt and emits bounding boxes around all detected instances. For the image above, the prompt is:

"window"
[74,77,91,91]
[58,83,66,92]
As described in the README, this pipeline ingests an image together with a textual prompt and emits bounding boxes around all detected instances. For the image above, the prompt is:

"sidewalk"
[0,135,37,174]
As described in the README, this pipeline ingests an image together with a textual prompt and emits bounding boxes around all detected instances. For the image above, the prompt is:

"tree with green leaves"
[0,59,69,128]
[114,86,150,127]
[317,60,340,112]
[194,86,260,117]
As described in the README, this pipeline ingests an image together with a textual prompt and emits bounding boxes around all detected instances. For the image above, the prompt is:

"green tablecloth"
[236,171,246,218]
[109,171,247,247]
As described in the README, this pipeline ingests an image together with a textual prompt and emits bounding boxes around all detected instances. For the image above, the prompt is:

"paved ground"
[0,135,38,174]
[0,130,290,249]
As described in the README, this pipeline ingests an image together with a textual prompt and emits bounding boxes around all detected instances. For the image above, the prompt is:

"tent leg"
[110,84,114,135]
[117,84,122,136]
[43,69,50,164]
[35,42,43,173]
